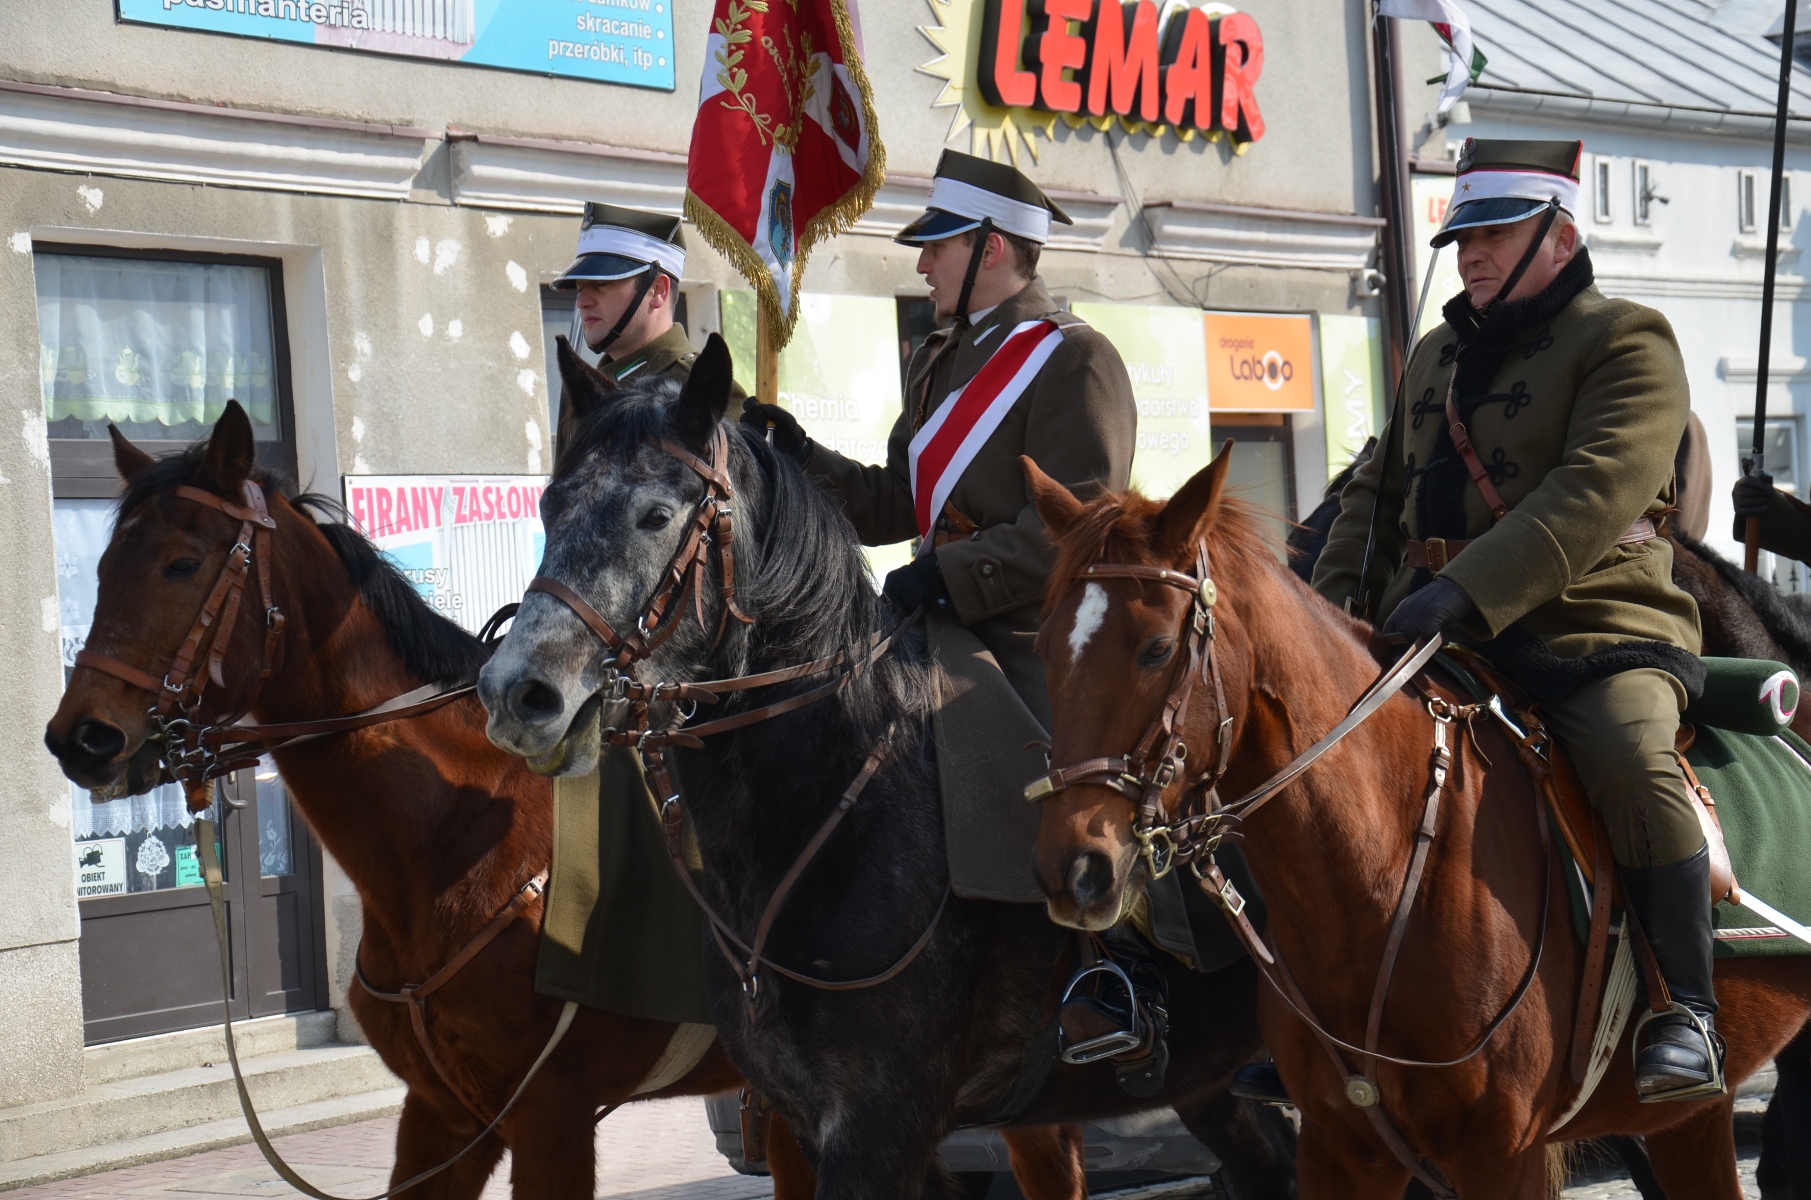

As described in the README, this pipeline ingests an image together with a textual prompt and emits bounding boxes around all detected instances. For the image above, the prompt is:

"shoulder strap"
[1444,379,1511,522]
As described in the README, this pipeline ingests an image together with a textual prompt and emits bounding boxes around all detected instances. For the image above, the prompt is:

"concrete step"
[0,1085,406,1191]
[82,1011,340,1087]
[0,1039,401,1165]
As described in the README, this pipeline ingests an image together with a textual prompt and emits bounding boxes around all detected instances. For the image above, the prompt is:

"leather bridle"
[74,480,288,809]
[1024,541,1232,884]
[524,423,942,1009]
[1028,544,1554,1199]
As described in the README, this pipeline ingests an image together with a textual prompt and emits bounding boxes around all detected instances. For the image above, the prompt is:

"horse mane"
[117,443,489,687]
[1674,530,1811,671]
[1045,483,1279,612]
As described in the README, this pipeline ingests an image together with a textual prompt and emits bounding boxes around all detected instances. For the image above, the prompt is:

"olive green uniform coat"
[539,321,736,1023]
[1740,487,1811,563]
[1311,250,1706,867]
[804,277,1138,902]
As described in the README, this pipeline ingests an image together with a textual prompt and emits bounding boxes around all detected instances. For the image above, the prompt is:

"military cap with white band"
[1432,138,1582,247]
[894,150,1073,246]
[553,202,686,288]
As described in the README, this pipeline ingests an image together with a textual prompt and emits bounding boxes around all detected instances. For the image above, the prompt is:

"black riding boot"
[1621,845,1726,1101]
[1229,1060,1293,1107]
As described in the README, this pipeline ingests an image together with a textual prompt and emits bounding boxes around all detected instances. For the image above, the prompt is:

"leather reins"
[1028,545,1555,1198]
[525,425,945,1011]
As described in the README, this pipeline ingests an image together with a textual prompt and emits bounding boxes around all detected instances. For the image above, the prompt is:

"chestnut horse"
[44,406,830,1199]
[1024,447,1811,1198]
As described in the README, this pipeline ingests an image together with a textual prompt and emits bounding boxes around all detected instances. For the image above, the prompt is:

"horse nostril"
[66,718,126,763]
[1066,851,1118,912]
[507,677,565,725]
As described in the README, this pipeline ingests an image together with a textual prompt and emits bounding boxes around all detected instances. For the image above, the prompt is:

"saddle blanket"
[1686,725,1811,957]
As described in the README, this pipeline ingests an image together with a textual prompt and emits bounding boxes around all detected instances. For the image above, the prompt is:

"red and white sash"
[909,319,1065,548]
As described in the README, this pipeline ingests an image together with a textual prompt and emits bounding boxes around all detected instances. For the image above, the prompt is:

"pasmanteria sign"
[119,0,677,91]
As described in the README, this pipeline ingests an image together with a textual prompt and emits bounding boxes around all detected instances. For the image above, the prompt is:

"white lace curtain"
[35,254,279,437]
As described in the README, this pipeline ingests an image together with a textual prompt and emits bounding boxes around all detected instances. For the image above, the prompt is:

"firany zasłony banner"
[121,0,676,90]
[343,475,547,635]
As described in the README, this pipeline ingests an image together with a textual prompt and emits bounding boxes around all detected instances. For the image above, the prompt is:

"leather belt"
[1407,516,1658,572]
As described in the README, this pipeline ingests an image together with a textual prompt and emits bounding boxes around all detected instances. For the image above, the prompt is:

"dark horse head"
[479,335,900,775]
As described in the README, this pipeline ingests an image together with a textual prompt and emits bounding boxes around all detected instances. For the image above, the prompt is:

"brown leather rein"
[1027,545,1556,1199]
[524,424,944,1010]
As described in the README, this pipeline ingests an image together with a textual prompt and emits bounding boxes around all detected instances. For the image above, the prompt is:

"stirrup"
[1631,1001,1727,1103]
[1058,961,1144,1064]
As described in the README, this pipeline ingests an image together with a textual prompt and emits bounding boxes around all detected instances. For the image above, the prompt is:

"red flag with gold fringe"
[685,0,884,350]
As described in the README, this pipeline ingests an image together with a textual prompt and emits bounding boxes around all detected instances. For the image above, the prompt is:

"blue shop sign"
[118,0,676,91]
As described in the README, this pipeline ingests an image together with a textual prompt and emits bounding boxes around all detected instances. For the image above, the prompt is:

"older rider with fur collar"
[1314,139,1718,1102]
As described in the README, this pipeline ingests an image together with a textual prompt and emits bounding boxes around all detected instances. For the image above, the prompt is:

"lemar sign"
[976,0,1264,147]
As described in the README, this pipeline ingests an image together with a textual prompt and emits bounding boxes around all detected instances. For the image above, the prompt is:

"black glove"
[1733,470,1775,519]
[883,555,950,614]
[1382,577,1475,645]
[740,398,811,464]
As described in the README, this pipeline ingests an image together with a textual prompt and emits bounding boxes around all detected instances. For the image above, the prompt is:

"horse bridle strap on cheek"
[74,480,287,810]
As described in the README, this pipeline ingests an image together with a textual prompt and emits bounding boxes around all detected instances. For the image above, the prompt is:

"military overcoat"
[804,277,1137,723]
[1312,249,1702,700]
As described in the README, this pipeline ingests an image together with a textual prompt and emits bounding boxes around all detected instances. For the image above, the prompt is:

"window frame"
[1593,155,1614,224]
[33,242,298,500]
[1738,169,1760,234]
[1633,160,1658,227]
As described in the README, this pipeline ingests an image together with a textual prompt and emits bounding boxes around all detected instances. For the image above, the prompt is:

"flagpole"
[756,304,779,407]
[1745,0,1798,573]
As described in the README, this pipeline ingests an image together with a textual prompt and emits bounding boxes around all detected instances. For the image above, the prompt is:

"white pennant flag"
[1376,0,1478,114]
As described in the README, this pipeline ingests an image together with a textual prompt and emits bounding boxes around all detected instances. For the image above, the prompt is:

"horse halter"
[73,479,287,809]
[1023,540,1233,883]
[525,422,751,691]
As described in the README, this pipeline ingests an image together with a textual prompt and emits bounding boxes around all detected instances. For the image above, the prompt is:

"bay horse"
[44,404,817,1199]
[478,338,1300,1200]
[1024,447,1811,1198]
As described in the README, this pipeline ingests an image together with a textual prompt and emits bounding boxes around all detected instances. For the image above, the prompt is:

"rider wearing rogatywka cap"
[550,202,742,456]
[1314,138,1722,1102]
[742,149,1135,730]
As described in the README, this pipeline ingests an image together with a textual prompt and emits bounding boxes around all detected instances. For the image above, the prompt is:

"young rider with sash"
[551,202,742,455]
[742,150,1134,731]
[1313,140,1721,1102]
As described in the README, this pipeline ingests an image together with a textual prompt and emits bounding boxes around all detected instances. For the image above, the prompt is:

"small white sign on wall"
[74,838,126,898]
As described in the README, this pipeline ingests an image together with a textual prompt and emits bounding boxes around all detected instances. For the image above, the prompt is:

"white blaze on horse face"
[1069,583,1109,665]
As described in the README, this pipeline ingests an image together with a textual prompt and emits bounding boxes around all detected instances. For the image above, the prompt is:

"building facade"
[0,0,1388,1111]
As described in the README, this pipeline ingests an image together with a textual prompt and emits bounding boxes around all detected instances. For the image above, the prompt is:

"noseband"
[1023,540,1232,883]
[74,480,288,808]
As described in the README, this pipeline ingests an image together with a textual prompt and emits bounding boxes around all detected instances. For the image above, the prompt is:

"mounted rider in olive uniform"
[1313,139,1724,1101]
[539,204,738,1027]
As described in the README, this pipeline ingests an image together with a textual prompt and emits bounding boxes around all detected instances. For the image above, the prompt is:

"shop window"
[1593,156,1614,223]
[896,296,939,390]
[1208,416,1296,559]
[35,245,295,498]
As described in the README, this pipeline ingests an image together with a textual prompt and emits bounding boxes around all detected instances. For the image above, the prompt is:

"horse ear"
[557,335,618,426]
[1156,439,1236,561]
[195,401,257,493]
[1022,456,1085,536]
[108,425,155,481]
[672,333,735,446]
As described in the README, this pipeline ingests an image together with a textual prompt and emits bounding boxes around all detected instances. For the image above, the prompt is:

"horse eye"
[1139,638,1175,668]
[163,558,202,581]
[639,506,673,530]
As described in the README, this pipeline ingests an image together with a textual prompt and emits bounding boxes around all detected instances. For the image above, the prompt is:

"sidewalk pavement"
[1,1096,1765,1199]
[4,1097,772,1200]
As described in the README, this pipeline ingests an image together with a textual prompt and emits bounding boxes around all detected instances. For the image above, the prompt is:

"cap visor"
[893,208,982,246]
[1430,197,1551,247]
[551,253,654,288]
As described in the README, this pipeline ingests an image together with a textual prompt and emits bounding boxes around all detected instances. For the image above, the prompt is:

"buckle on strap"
[1424,537,1449,570]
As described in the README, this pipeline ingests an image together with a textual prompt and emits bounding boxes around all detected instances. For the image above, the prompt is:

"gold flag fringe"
[684,0,887,352]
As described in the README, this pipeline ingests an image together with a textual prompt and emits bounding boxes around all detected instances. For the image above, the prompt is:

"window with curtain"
[35,252,282,445]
